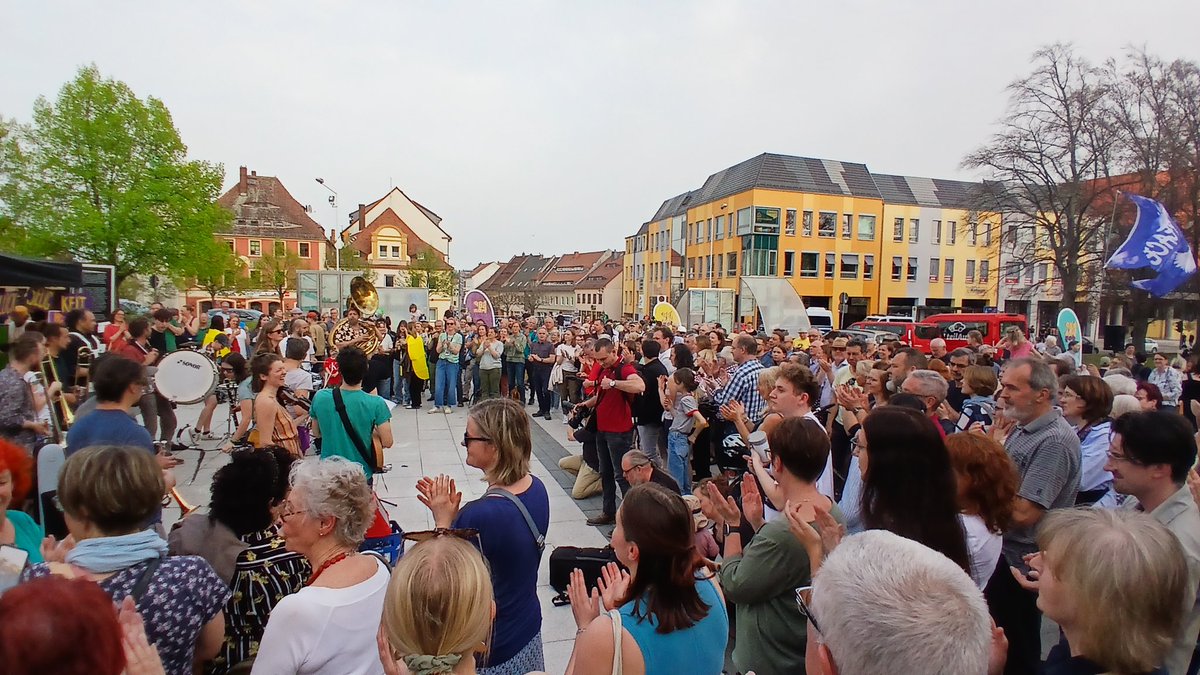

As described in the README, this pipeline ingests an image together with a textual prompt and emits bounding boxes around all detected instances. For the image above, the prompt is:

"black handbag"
[548,545,624,606]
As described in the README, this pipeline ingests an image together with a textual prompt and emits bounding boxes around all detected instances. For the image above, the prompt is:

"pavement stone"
[161,395,612,673]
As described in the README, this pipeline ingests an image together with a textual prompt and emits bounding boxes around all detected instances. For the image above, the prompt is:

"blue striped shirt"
[714,359,766,423]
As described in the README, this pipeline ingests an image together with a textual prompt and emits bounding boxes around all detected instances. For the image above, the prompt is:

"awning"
[740,276,811,333]
[0,253,84,287]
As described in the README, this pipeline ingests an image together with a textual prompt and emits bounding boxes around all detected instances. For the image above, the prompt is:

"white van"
[806,307,834,333]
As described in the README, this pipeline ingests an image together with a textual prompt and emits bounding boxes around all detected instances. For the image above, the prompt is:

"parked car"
[823,328,893,345]
[207,307,263,329]
[1127,337,1159,354]
[849,320,940,353]
[118,299,150,317]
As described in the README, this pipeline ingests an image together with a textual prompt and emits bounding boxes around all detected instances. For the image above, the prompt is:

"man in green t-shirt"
[310,347,393,479]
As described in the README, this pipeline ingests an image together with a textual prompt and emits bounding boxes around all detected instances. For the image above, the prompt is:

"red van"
[921,313,1029,351]
[849,320,940,353]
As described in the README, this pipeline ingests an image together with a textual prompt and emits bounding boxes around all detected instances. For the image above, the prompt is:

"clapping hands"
[416,474,462,528]
[567,563,632,631]
[783,499,844,560]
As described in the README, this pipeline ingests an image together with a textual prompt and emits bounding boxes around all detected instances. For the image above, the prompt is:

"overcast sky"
[4,1,1199,269]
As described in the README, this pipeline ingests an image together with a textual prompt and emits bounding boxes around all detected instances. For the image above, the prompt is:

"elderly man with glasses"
[620,450,680,494]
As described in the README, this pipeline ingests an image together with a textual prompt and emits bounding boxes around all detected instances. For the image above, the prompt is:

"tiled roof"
[539,250,610,285]
[479,255,535,292]
[217,168,328,241]
[873,174,982,210]
[651,191,696,222]
[688,153,882,206]
[577,260,623,289]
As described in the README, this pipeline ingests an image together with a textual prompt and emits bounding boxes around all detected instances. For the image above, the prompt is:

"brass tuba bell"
[332,276,382,354]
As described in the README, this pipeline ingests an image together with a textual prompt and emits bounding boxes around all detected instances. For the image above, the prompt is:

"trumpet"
[163,487,199,517]
[29,369,64,445]
[40,354,74,430]
[76,345,94,401]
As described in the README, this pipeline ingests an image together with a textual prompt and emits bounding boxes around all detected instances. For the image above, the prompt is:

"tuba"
[164,487,199,517]
[331,276,382,354]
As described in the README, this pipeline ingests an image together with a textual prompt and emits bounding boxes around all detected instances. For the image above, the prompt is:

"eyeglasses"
[403,527,479,544]
[622,462,649,477]
[269,329,284,334]
[795,586,821,634]
[462,434,491,447]
[280,502,307,520]
[1105,450,1143,465]
[850,437,866,457]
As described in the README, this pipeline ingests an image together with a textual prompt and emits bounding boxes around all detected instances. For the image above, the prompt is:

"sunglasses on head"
[402,527,479,544]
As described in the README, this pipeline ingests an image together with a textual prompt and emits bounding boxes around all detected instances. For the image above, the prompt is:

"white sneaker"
[427,407,440,415]
[443,407,452,414]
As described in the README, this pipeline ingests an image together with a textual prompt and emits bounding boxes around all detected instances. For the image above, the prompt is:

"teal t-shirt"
[8,509,44,564]
[310,387,392,477]
[438,333,463,364]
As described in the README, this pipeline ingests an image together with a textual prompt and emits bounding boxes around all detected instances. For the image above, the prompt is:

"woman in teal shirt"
[0,439,44,564]
[566,483,728,674]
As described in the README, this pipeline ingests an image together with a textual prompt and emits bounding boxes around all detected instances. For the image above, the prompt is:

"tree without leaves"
[963,44,1119,314]
[0,65,229,287]
[1102,49,1200,348]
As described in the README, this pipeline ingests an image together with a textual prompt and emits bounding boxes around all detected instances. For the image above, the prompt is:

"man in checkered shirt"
[985,357,1080,675]
[713,334,767,424]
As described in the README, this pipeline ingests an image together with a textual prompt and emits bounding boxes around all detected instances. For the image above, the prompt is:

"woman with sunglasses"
[417,398,550,675]
[254,319,285,358]
[195,352,248,441]
[566,483,728,675]
[255,456,388,675]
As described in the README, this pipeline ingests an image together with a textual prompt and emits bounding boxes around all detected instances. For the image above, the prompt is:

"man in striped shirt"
[714,334,766,425]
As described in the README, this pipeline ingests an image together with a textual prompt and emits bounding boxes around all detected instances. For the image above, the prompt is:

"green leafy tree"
[407,249,458,296]
[253,249,303,307]
[0,65,229,287]
[178,242,248,306]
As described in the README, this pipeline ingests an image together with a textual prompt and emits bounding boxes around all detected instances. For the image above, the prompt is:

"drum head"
[155,350,219,404]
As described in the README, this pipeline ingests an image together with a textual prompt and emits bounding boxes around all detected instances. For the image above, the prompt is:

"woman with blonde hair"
[1016,508,1187,675]
[379,537,494,675]
[253,456,389,674]
[417,398,550,675]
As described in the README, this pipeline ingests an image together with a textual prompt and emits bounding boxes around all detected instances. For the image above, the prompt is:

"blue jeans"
[434,360,459,408]
[505,360,526,398]
[667,430,692,495]
[392,361,409,405]
[377,373,393,400]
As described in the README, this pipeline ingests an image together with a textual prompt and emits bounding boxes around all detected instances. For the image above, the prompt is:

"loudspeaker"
[1103,325,1126,352]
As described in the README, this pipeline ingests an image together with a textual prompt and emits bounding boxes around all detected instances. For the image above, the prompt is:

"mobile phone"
[0,545,30,594]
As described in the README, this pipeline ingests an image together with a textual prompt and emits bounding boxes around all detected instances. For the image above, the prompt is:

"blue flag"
[1105,193,1197,297]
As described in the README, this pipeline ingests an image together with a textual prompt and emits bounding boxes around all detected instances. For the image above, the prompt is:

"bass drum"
[154,350,219,404]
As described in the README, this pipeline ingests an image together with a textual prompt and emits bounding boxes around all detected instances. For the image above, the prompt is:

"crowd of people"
[2,297,1200,675]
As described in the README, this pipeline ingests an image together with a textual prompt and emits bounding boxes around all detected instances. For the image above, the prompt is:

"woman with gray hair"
[253,456,389,674]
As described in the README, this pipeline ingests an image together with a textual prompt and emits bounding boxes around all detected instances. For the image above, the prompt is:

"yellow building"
[626,153,1001,326]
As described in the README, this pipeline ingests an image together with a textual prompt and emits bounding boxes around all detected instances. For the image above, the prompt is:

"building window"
[944,259,955,281]
[948,221,957,245]
[391,245,401,257]
[378,244,387,258]
[687,258,694,279]
[697,221,705,244]
[802,211,814,237]
[783,251,795,277]
[299,242,311,258]
[840,254,860,279]
[249,240,261,257]
[384,274,395,287]
[727,252,737,276]
[891,256,903,281]
[984,222,993,247]
[909,219,919,243]
[893,217,904,242]
[857,215,876,241]
[907,257,918,282]
[272,240,285,256]
[225,239,235,251]
[980,260,990,282]
[824,252,836,279]
[864,254,875,280]
[969,221,979,246]
[933,220,942,244]
[966,259,976,283]
[716,254,724,277]
[1038,263,1049,282]
[930,257,940,281]
[785,209,797,236]
[801,252,819,278]
[841,214,852,239]
[715,215,725,240]
[818,212,836,238]
[687,223,694,244]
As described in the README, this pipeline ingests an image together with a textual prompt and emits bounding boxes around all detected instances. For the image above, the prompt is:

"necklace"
[307,550,355,586]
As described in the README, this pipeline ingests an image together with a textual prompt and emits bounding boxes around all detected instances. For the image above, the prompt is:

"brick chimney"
[238,166,248,192]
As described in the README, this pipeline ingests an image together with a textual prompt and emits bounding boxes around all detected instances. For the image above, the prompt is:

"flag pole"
[1092,190,1122,345]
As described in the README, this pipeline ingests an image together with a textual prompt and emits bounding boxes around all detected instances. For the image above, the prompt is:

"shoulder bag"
[485,486,545,554]
[331,388,383,474]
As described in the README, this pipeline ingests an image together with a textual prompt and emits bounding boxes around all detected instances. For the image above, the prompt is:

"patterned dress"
[208,527,310,674]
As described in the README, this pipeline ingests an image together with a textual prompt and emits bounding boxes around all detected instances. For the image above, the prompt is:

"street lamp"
[315,178,340,271]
